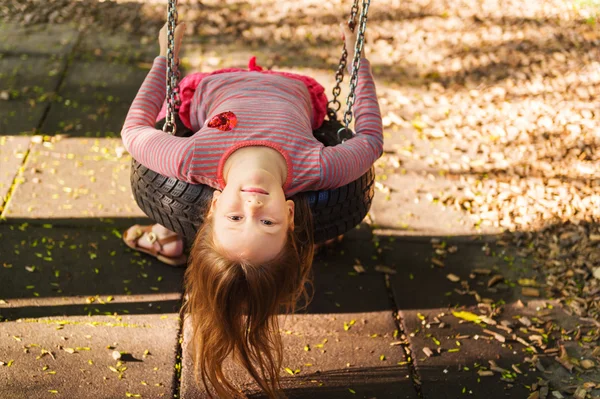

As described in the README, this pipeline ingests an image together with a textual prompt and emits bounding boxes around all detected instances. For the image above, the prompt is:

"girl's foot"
[123,224,187,266]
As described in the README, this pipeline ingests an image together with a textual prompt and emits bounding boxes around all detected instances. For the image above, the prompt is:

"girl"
[121,19,382,399]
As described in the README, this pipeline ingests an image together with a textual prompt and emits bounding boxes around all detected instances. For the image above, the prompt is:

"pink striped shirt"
[122,56,383,197]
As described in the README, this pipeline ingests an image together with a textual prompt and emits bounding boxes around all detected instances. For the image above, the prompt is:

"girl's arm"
[318,58,384,189]
[121,56,194,181]
[121,22,193,180]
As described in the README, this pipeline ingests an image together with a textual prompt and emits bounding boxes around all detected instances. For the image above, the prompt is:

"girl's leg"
[123,223,185,264]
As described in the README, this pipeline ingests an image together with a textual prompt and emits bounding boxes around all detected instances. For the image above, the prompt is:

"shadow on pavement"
[0,215,549,316]
[0,299,182,321]
[0,217,185,321]
[249,366,413,399]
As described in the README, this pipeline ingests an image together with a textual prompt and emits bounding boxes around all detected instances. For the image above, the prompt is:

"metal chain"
[327,48,347,121]
[327,0,360,122]
[163,0,181,135]
[348,0,360,30]
[339,0,370,141]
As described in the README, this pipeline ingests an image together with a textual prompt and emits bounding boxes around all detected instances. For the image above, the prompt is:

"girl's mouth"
[242,187,269,195]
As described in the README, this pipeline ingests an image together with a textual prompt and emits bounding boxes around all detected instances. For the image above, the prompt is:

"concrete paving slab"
[380,237,518,310]
[398,300,600,398]
[181,312,416,399]
[3,137,148,225]
[308,224,392,314]
[0,314,179,399]
[40,59,154,137]
[0,101,47,136]
[0,22,79,56]
[370,171,479,237]
[400,305,543,398]
[0,56,67,134]
[0,55,65,92]
[371,120,502,236]
[498,301,600,398]
[0,224,184,307]
[0,23,79,135]
[76,27,158,65]
[0,136,30,211]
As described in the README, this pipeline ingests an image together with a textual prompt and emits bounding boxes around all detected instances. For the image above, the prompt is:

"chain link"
[327,0,360,122]
[340,0,370,141]
[163,0,181,135]
[348,0,360,30]
[327,48,346,121]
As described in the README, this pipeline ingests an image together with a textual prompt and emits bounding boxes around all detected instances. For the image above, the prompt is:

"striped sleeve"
[121,56,194,181]
[318,59,383,190]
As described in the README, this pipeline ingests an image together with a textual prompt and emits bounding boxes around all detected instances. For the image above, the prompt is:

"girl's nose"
[246,199,263,216]
[246,198,263,207]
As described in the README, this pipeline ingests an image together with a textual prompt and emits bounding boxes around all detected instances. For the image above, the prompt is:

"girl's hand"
[159,21,186,59]
[339,22,365,63]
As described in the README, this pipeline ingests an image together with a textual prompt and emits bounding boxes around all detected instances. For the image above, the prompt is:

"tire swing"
[130,0,374,245]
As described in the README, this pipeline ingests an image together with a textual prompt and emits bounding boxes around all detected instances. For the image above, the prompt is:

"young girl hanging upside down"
[121,18,383,399]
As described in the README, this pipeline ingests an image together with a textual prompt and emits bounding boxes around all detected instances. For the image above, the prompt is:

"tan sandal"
[123,225,188,267]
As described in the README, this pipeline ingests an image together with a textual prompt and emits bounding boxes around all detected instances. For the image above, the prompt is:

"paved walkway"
[1,1,599,398]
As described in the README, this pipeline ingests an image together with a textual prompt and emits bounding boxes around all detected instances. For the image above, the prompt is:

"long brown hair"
[182,194,314,398]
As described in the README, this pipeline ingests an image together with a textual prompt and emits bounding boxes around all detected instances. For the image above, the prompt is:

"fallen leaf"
[452,311,480,323]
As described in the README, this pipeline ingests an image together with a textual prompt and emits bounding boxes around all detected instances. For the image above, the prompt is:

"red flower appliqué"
[207,111,238,131]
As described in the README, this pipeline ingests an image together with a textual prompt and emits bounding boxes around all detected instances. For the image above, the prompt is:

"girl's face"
[210,171,294,264]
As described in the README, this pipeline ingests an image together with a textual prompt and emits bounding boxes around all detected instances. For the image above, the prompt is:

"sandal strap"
[129,225,152,240]
[155,234,180,247]
[145,231,180,250]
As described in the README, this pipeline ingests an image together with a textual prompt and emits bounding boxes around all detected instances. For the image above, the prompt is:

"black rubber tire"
[130,117,374,244]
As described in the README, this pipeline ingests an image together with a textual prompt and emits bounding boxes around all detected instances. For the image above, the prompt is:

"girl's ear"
[209,191,221,215]
[286,199,295,231]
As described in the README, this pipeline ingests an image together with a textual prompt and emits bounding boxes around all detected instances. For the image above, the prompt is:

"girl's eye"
[261,220,273,226]
[228,216,242,221]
